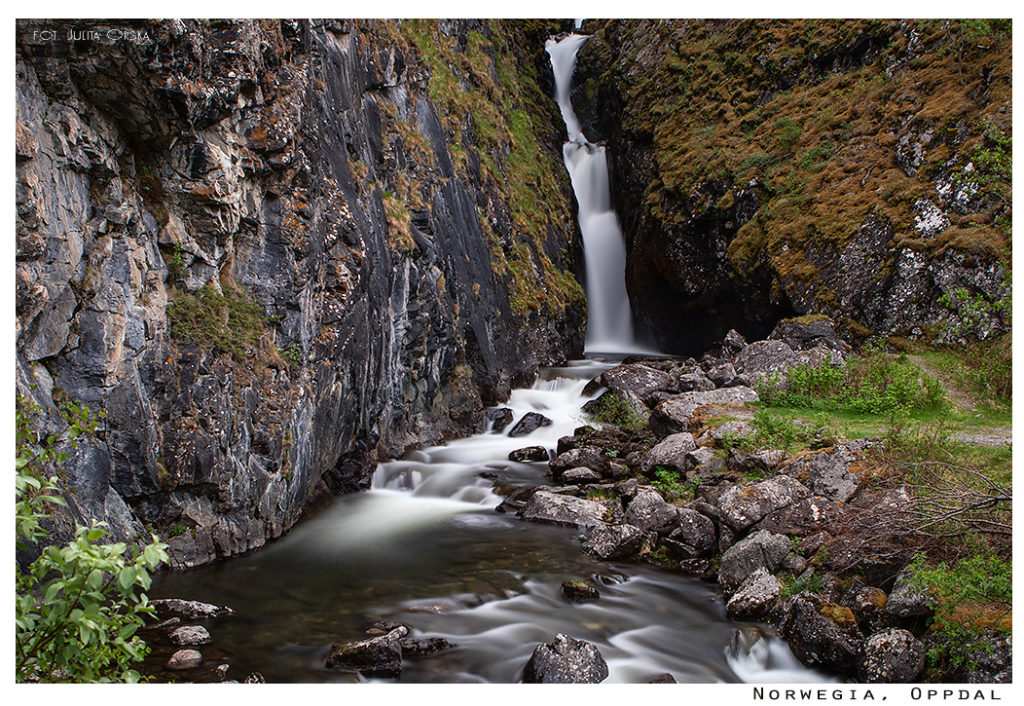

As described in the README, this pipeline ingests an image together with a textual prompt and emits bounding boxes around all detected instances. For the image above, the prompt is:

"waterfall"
[546,34,649,355]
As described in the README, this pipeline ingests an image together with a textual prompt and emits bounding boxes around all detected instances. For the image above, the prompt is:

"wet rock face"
[15,19,583,566]
[522,633,609,683]
[326,625,409,678]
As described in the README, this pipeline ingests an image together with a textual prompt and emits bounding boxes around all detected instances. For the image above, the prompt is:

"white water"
[154,361,830,682]
[547,34,652,356]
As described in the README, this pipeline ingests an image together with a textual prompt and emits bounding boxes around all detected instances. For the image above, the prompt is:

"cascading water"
[144,34,830,687]
[546,33,648,355]
[148,359,829,683]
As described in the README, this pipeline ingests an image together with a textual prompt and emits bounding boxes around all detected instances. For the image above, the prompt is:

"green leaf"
[118,567,137,590]
[86,569,104,590]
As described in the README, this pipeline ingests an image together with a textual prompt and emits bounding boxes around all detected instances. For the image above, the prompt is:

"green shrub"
[908,553,1012,669]
[780,572,825,598]
[749,408,815,450]
[651,465,689,501]
[15,401,169,682]
[167,284,267,362]
[758,347,947,417]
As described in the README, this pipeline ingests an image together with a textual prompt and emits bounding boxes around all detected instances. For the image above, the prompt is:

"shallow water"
[146,360,833,684]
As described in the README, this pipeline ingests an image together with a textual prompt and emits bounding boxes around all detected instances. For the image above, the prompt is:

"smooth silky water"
[148,360,831,683]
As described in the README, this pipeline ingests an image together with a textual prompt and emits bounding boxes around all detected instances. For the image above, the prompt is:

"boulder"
[582,523,646,560]
[710,420,752,441]
[616,477,640,501]
[152,598,234,620]
[561,467,604,484]
[717,475,811,532]
[522,634,609,683]
[649,672,678,683]
[886,568,936,620]
[508,412,553,437]
[845,585,891,634]
[326,625,408,678]
[549,446,609,479]
[784,445,863,503]
[676,371,715,392]
[733,339,799,379]
[722,329,748,355]
[650,387,759,435]
[169,625,212,646]
[582,388,650,423]
[859,628,925,682]
[488,408,514,434]
[779,595,865,677]
[508,446,549,462]
[706,363,737,388]
[671,508,717,555]
[726,568,780,620]
[769,316,847,352]
[754,496,848,537]
[167,649,203,670]
[642,432,696,474]
[561,580,600,602]
[685,446,719,471]
[728,448,788,475]
[718,530,791,594]
[625,489,679,535]
[595,364,675,401]
[520,491,611,528]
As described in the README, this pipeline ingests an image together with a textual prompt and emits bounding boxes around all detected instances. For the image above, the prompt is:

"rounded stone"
[169,625,212,646]
[860,628,925,682]
[167,649,203,670]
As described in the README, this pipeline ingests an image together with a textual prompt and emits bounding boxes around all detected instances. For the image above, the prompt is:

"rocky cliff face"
[15,19,583,566]
[573,19,1011,354]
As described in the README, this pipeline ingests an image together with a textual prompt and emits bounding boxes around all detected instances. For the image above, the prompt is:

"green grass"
[167,284,268,362]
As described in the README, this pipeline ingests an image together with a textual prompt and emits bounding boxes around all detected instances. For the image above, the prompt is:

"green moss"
[167,284,268,362]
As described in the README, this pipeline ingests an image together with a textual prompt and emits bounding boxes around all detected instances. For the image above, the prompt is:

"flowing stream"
[149,360,829,683]
[145,33,832,685]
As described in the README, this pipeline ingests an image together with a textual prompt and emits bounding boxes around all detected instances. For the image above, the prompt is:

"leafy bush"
[167,284,267,361]
[780,572,825,598]
[759,347,947,417]
[15,401,168,682]
[908,553,1012,669]
[749,408,815,450]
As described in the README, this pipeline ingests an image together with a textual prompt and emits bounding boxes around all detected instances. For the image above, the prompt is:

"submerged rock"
[508,446,549,462]
[522,633,609,683]
[400,636,457,658]
[561,580,601,602]
[167,649,203,670]
[152,599,234,620]
[169,625,212,646]
[508,412,553,437]
[326,625,408,678]
[488,408,515,434]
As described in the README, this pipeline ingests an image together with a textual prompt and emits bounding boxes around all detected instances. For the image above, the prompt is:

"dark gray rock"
[887,567,936,620]
[169,625,212,646]
[710,420,752,441]
[780,595,865,677]
[594,364,675,402]
[755,496,848,537]
[650,387,759,435]
[642,432,696,474]
[733,340,799,380]
[152,599,234,620]
[561,467,604,484]
[859,628,925,682]
[718,530,791,594]
[549,446,609,479]
[717,475,811,532]
[706,363,737,388]
[676,371,715,392]
[769,316,847,352]
[722,329,748,355]
[508,412,553,438]
[728,448,788,475]
[648,672,677,683]
[671,508,717,555]
[625,488,679,535]
[520,491,612,528]
[561,580,600,602]
[508,446,549,462]
[784,444,863,503]
[685,446,719,471]
[326,625,408,678]
[726,568,780,620]
[488,408,515,434]
[582,523,646,560]
[522,634,609,683]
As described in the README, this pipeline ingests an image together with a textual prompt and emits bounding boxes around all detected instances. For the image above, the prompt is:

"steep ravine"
[572,19,1011,355]
[15,19,585,567]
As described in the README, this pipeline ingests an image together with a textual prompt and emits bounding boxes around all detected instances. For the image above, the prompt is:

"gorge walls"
[572,20,1011,355]
[15,19,584,566]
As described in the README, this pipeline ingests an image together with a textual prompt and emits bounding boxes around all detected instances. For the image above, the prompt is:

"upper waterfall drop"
[546,34,651,356]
